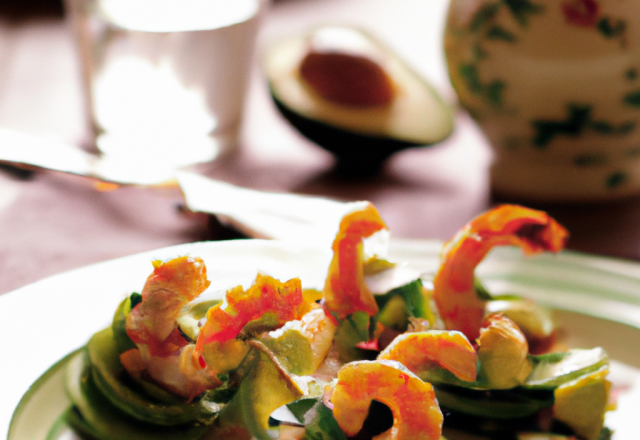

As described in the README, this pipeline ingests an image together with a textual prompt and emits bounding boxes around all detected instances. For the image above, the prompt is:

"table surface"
[2,0,640,295]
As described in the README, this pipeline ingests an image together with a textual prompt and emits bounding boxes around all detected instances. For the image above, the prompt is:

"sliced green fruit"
[87,327,220,426]
[525,348,609,390]
[553,368,611,440]
[46,410,73,440]
[377,294,409,331]
[477,314,532,390]
[65,349,208,440]
[238,351,305,440]
[434,385,554,419]
[212,346,313,440]
[261,326,315,376]
[63,406,99,440]
[374,276,434,331]
[176,300,221,343]
[265,25,454,176]
[486,298,555,353]
[112,294,139,354]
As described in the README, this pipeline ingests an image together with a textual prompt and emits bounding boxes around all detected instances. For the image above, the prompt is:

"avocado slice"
[65,350,209,440]
[176,299,221,343]
[265,25,454,176]
[552,367,611,440]
[434,385,555,420]
[111,293,141,354]
[87,327,220,426]
[209,346,314,440]
[525,348,609,390]
[373,277,434,331]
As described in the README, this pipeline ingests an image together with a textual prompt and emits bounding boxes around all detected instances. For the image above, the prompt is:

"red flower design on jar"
[562,0,601,27]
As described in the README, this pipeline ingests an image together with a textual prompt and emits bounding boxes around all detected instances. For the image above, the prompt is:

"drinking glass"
[65,0,268,168]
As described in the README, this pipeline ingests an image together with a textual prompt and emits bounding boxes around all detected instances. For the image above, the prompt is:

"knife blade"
[176,170,365,248]
[0,128,364,246]
[0,128,176,187]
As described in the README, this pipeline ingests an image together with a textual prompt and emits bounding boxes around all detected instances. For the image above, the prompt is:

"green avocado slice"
[434,385,555,420]
[374,277,434,331]
[65,349,209,440]
[524,348,609,390]
[112,294,140,354]
[208,346,311,440]
[87,327,221,426]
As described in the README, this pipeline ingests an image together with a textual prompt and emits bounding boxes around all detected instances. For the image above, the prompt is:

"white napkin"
[176,170,368,249]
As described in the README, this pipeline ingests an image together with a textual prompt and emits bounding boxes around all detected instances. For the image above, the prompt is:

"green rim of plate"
[8,348,82,440]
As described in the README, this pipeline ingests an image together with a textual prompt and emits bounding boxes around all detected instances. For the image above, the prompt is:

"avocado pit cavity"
[299,52,394,107]
[298,26,394,108]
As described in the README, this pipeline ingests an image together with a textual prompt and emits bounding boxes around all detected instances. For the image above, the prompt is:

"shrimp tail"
[194,274,313,371]
[433,205,568,341]
[126,256,210,357]
[323,202,388,319]
[327,360,443,440]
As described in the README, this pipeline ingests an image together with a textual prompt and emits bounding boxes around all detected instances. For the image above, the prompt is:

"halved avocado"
[265,25,454,176]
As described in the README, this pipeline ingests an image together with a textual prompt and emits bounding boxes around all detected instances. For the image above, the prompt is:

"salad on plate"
[13,203,615,440]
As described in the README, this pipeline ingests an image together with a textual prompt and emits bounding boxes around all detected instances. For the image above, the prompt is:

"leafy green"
[286,398,321,425]
[304,402,348,440]
[435,385,554,419]
[375,278,434,331]
[333,312,371,363]
[525,348,609,389]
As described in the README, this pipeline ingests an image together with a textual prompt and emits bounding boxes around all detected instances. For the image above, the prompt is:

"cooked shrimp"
[326,360,443,440]
[194,274,315,371]
[323,202,388,318]
[377,330,477,382]
[433,205,568,341]
[126,256,210,356]
[123,260,320,401]
[122,256,220,400]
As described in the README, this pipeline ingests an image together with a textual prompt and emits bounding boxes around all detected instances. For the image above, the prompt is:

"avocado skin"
[88,327,218,426]
[271,94,425,177]
[65,351,209,440]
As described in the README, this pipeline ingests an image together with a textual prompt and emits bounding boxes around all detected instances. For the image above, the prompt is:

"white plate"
[3,238,640,439]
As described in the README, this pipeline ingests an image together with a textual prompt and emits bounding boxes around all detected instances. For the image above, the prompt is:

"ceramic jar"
[444,0,640,201]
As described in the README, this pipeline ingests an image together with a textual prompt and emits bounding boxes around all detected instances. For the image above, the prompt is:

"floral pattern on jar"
[444,0,640,201]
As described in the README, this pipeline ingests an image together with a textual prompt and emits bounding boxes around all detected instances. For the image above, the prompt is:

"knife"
[175,170,367,247]
[0,128,365,246]
[0,128,176,187]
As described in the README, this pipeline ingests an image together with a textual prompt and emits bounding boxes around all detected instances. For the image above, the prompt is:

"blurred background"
[1,0,640,294]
